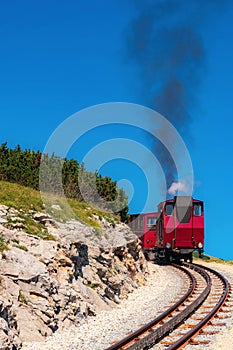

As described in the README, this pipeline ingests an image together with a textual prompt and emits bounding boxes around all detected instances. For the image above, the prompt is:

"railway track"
[105,262,231,350]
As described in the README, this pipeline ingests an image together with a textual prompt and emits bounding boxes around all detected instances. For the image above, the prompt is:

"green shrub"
[18,290,28,304]
[0,236,8,252]
[13,244,28,252]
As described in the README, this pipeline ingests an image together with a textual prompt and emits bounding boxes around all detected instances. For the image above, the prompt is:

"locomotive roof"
[158,196,203,205]
[129,212,158,216]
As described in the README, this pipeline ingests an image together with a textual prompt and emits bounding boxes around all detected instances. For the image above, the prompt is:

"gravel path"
[22,263,186,350]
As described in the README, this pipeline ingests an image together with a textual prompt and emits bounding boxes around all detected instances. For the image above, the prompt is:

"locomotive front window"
[176,206,192,223]
[194,204,202,216]
[165,203,174,216]
[147,217,156,229]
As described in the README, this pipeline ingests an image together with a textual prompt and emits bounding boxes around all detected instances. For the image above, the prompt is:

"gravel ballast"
[22,260,233,350]
[22,263,185,350]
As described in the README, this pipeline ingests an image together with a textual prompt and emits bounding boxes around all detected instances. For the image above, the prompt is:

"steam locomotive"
[128,196,204,263]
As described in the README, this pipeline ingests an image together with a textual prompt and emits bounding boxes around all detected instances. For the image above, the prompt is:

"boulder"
[33,212,56,226]
[51,204,62,211]
[17,307,52,341]
[0,248,47,281]
[0,276,20,299]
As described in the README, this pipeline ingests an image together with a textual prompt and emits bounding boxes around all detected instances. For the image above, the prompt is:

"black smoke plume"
[126,0,227,191]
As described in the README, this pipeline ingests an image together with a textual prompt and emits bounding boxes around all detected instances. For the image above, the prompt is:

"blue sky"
[0,1,233,259]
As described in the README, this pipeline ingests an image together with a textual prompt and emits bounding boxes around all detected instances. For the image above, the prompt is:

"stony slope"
[0,204,148,349]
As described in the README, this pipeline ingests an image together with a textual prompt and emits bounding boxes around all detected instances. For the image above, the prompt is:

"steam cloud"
[168,180,189,196]
[126,0,227,193]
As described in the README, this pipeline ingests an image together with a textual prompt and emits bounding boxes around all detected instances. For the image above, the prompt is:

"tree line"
[0,142,129,221]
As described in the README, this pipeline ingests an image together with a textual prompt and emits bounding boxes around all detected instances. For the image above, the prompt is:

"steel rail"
[105,264,196,350]
[105,263,214,350]
[167,262,230,349]
[124,264,211,350]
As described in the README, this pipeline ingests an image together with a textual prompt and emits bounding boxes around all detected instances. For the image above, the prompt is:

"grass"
[0,180,119,233]
[193,252,233,265]
[13,243,28,251]
[114,264,121,273]
[18,290,28,304]
[0,181,43,212]
[19,214,56,240]
[85,282,99,289]
[68,198,119,228]
[0,236,8,252]
[3,210,56,241]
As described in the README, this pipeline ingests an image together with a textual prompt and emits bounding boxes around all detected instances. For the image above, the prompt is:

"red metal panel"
[192,200,204,248]
[129,213,157,249]
[143,213,157,249]
[174,227,194,248]
[163,210,175,248]
[157,197,205,251]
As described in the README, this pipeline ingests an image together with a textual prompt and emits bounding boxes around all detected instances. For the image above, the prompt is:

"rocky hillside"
[0,204,148,350]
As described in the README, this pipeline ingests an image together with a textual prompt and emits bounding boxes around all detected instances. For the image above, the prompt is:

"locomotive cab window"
[176,206,192,223]
[165,203,174,216]
[193,203,203,216]
[147,217,156,229]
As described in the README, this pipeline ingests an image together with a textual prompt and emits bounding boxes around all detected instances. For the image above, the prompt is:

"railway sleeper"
[188,338,211,345]
[160,340,175,345]
[207,321,226,327]
[198,329,219,335]
[199,304,217,308]
[215,314,232,319]
[179,324,194,328]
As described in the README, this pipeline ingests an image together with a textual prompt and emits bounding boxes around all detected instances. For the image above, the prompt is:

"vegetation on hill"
[0,236,8,252]
[0,181,121,236]
[0,142,129,222]
[193,252,233,265]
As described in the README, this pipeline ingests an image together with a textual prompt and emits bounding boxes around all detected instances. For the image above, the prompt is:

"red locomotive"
[156,196,204,263]
[129,196,204,263]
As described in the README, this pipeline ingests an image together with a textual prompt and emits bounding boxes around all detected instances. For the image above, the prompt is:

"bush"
[0,236,8,252]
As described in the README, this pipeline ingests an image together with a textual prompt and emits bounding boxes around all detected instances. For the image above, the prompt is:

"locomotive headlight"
[197,242,203,249]
[166,242,171,249]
